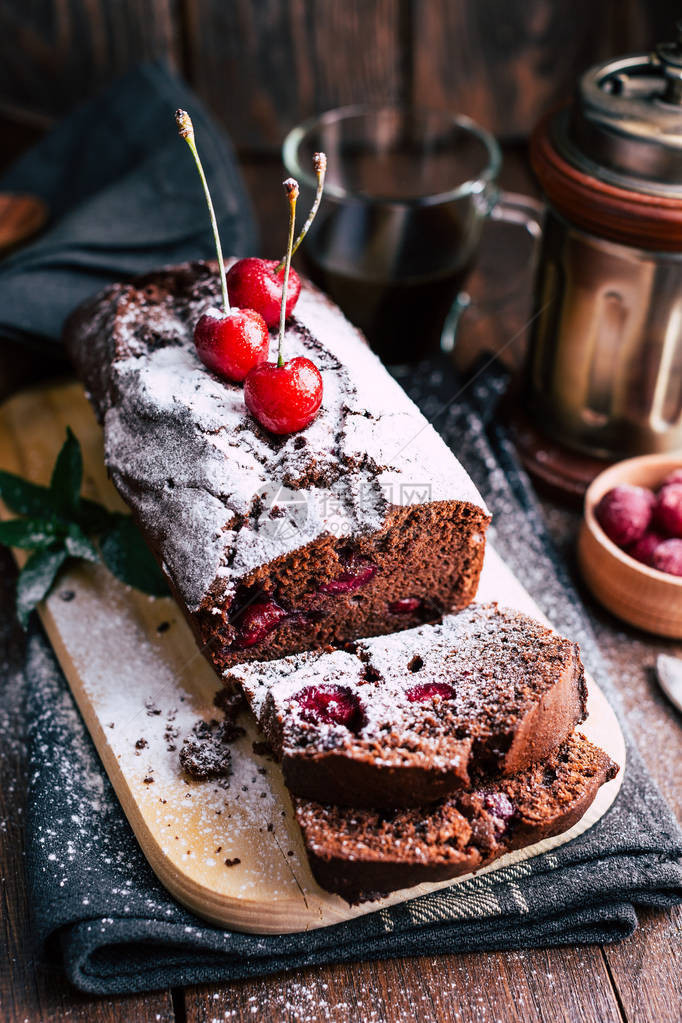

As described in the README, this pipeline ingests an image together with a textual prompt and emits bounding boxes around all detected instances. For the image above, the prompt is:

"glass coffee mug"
[283,105,541,363]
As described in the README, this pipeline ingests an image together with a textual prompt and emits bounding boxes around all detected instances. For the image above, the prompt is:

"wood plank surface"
[0,0,678,150]
[412,1,613,139]
[541,507,682,1023]
[184,944,624,1023]
[0,0,180,119]
[184,0,405,151]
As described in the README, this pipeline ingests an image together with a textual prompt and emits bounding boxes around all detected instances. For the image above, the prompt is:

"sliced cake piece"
[64,260,490,675]
[295,731,618,902]
[227,603,588,808]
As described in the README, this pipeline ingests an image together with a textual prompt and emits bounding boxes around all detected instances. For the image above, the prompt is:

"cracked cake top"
[65,260,487,612]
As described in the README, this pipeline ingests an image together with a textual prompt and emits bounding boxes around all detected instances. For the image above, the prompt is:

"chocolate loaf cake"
[296,731,618,901]
[227,603,588,807]
[64,260,490,673]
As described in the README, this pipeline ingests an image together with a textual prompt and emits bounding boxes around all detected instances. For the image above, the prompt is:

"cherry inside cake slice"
[226,602,588,808]
[295,730,618,902]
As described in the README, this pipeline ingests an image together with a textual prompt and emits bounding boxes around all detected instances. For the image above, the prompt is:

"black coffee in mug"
[283,106,501,363]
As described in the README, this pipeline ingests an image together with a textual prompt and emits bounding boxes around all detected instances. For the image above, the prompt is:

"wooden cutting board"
[0,381,626,934]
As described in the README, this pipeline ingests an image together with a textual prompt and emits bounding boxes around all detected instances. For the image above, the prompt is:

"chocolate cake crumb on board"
[179,718,246,780]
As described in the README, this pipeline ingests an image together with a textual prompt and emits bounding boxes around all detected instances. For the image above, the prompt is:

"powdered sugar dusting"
[41,562,314,900]
[69,261,487,613]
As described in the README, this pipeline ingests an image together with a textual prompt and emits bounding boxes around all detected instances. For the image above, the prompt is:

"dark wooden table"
[1,154,681,1023]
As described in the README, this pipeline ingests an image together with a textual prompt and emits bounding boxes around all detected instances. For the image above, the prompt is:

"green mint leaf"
[75,497,120,535]
[16,546,69,629]
[0,517,64,549]
[65,524,100,563]
[0,471,56,518]
[50,427,83,517]
[99,517,169,597]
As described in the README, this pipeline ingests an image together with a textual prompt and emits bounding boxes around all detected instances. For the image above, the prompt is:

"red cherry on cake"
[176,109,269,382]
[389,597,422,615]
[244,179,324,435]
[320,554,377,594]
[194,308,268,382]
[480,792,515,836]
[245,356,323,434]
[226,258,301,329]
[226,154,326,328]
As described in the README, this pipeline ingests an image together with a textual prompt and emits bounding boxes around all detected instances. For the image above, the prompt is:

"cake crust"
[63,260,490,673]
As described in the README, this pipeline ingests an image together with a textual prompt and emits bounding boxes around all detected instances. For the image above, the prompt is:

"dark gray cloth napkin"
[0,60,257,352]
[19,360,682,994]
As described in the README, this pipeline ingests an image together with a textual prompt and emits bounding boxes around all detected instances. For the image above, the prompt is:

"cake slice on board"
[227,603,588,808]
[295,731,618,902]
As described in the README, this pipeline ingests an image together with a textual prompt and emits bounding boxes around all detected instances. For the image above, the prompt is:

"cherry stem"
[175,109,230,316]
[277,178,299,368]
[274,152,326,274]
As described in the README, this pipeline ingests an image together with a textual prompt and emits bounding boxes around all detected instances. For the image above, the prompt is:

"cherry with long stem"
[274,153,326,274]
[225,152,327,328]
[176,108,268,383]
[244,176,323,435]
[277,178,299,367]
[176,109,230,315]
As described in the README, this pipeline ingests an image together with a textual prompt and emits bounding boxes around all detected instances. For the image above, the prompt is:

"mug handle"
[489,188,544,239]
[441,189,545,353]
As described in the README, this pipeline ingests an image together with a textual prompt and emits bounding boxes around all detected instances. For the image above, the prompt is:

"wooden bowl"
[578,454,682,637]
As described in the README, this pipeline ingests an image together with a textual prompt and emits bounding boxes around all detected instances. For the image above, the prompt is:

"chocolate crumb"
[179,716,242,780]
[252,740,274,758]
[156,620,171,633]
[224,857,241,867]
[180,738,232,780]
[135,738,148,750]
[143,776,154,784]
[213,685,245,721]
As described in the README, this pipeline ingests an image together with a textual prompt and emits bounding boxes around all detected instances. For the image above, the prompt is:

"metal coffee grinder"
[523,24,682,481]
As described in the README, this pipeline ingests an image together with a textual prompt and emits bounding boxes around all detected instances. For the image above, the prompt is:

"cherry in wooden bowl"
[578,454,682,638]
